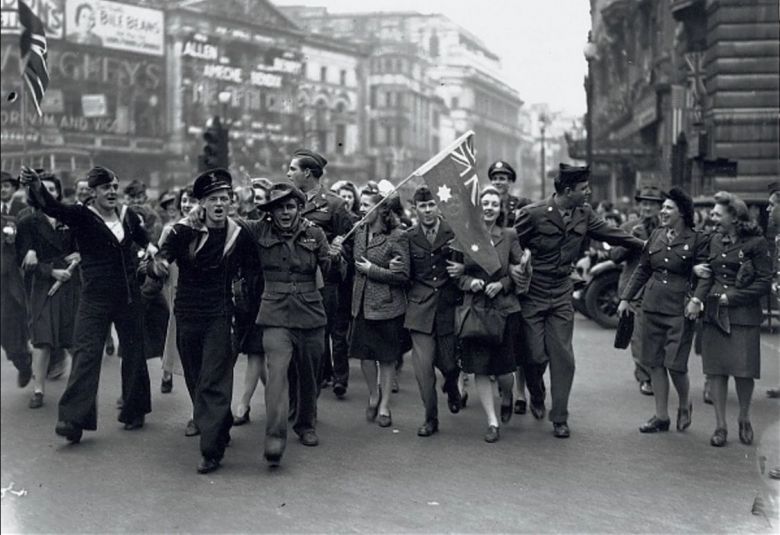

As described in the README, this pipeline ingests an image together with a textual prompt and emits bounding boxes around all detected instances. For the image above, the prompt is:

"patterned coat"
[351,225,410,321]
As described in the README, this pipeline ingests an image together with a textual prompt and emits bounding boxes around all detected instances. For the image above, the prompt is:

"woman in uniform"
[618,187,707,434]
[693,191,771,447]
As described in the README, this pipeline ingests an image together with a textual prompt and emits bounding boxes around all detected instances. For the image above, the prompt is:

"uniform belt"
[264,280,318,293]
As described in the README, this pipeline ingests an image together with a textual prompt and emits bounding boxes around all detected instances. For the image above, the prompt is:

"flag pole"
[20,82,28,167]
[340,130,475,242]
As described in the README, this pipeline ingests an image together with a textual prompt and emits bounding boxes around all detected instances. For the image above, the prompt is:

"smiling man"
[21,166,154,444]
[513,164,645,438]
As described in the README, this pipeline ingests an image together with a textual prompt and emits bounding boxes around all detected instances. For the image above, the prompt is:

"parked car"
[572,257,621,329]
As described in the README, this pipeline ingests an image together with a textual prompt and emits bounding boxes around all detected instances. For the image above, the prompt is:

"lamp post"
[539,113,549,198]
[583,32,598,171]
[217,90,232,124]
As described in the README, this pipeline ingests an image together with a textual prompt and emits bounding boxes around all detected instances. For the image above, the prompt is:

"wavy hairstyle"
[713,190,763,237]
[360,181,396,233]
[479,185,506,227]
[664,187,695,229]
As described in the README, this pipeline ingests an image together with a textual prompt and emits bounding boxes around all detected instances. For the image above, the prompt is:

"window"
[317,130,328,153]
[451,97,459,109]
[370,120,377,146]
[370,86,378,108]
[395,126,402,146]
[433,111,440,128]
[385,91,393,107]
[385,161,393,178]
[339,69,347,86]
[384,126,393,146]
[335,124,346,154]
[320,66,327,82]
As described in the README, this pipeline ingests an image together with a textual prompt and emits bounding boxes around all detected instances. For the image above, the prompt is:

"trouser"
[330,280,352,387]
[59,292,151,430]
[519,285,575,424]
[630,306,651,383]
[410,330,459,422]
[1,281,31,373]
[317,282,346,386]
[264,326,324,454]
[176,315,234,460]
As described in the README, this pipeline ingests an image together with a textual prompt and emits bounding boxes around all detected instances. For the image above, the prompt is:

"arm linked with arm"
[724,237,772,306]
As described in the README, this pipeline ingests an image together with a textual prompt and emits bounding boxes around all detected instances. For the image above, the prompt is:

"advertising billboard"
[1,0,64,39]
[64,0,163,56]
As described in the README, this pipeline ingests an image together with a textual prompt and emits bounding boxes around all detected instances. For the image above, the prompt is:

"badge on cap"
[495,162,503,169]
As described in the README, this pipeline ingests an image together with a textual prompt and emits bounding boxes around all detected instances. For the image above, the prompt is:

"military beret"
[664,187,695,228]
[251,177,273,191]
[123,179,147,196]
[192,168,233,200]
[635,185,664,203]
[293,149,328,170]
[158,190,177,208]
[556,163,590,187]
[488,160,516,182]
[258,182,306,211]
[769,180,780,195]
[86,166,117,188]
[1,170,19,188]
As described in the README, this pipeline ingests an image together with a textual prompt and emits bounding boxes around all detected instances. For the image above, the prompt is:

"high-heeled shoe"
[500,393,513,424]
[738,421,753,445]
[710,428,727,447]
[233,406,250,426]
[639,416,671,433]
[377,411,392,428]
[676,403,692,431]
[366,390,381,422]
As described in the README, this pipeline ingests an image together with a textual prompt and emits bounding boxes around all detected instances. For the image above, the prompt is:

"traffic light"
[198,116,230,171]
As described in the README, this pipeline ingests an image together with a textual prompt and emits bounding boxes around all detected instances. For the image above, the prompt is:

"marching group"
[1,151,778,474]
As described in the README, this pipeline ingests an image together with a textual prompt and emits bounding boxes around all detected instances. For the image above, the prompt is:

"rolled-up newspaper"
[48,257,80,297]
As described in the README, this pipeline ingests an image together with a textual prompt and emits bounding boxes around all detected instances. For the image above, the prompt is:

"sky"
[273,0,593,116]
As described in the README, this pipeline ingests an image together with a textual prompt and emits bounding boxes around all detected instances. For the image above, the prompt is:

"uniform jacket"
[30,183,149,300]
[502,194,524,228]
[694,232,772,326]
[244,216,333,329]
[351,225,410,321]
[302,187,353,283]
[457,226,523,317]
[157,216,256,318]
[514,196,644,290]
[610,217,658,296]
[403,219,462,335]
[621,227,707,316]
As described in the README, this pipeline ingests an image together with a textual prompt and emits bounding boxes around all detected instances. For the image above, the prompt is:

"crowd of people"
[1,152,778,474]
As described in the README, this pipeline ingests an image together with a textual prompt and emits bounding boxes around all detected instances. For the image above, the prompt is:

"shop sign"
[182,39,218,61]
[81,93,106,117]
[1,0,64,38]
[64,0,164,56]
[634,93,657,130]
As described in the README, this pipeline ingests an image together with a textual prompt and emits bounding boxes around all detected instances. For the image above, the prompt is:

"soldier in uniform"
[243,182,341,466]
[610,186,664,396]
[287,149,353,398]
[396,186,463,436]
[488,160,531,228]
[1,171,32,387]
[513,164,644,438]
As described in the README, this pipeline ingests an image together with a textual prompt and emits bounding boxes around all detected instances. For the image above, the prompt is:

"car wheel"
[584,270,620,329]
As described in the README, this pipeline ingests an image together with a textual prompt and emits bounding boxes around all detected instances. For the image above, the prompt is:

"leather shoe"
[530,402,546,420]
[17,366,32,388]
[553,422,570,438]
[639,381,653,396]
[233,407,250,426]
[676,403,692,432]
[514,399,527,415]
[160,377,173,394]
[55,421,82,443]
[123,415,144,431]
[446,385,461,414]
[500,394,513,424]
[29,392,44,409]
[116,396,123,410]
[185,419,200,437]
[264,438,285,467]
[333,382,347,398]
[299,430,319,447]
[377,412,392,428]
[196,457,220,474]
[738,421,753,445]
[417,419,439,437]
[639,416,671,433]
[484,425,500,443]
[710,428,727,447]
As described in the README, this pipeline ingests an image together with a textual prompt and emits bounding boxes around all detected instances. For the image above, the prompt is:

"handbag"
[455,298,506,344]
[614,311,634,349]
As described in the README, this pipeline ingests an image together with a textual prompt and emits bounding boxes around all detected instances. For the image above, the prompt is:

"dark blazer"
[29,183,149,300]
[694,232,772,326]
[403,220,462,335]
[457,226,523,316]
[302,187,354,283]
[610,217,658,296]
[351,225,410,321]
[515,196,644,290]
[621,227,707,316]
[1,198,27,307]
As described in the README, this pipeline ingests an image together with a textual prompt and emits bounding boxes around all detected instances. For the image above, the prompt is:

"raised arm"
[21,168,86,228]
[587,209,644,250]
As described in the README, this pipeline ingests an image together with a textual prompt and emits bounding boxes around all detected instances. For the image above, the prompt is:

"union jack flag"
[18,0,49,116]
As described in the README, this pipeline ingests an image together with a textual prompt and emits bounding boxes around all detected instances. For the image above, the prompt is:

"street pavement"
[2,316,779,534]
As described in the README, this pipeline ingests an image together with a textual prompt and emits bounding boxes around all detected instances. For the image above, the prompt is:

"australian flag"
[414,131,502,275]
[18,0,49,116]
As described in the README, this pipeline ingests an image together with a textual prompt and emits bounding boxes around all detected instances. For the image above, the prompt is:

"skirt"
[460,312,520,376]
[349,311,405,363]
[28,277,78,350]
[639,310,694,373]
[701,322,760,379]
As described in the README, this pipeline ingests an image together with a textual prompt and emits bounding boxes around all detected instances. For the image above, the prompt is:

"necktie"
[426,228,436,244]
[2,203,8,215]
[561,210,571,226]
